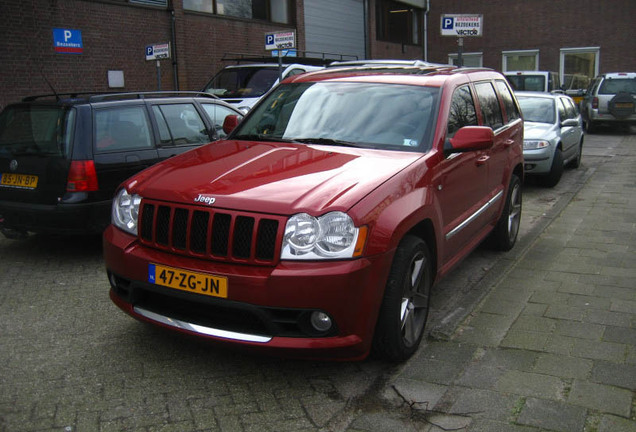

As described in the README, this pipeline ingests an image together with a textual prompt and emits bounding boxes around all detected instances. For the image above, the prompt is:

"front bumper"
[523,146,553,174]
[103,225,394,360]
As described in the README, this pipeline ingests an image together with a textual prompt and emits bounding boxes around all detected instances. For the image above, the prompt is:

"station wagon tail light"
[281,212,366,260]
[523,140,550,150]
[67,160,99,192]
[592,97,598,109]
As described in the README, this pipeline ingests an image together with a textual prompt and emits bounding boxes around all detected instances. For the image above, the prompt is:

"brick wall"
[0,0,303,108]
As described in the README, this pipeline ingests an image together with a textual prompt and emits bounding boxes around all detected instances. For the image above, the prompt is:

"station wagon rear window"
[0,105,75,158]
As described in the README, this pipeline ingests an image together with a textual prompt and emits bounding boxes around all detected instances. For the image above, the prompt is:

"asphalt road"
[0,128,629,432]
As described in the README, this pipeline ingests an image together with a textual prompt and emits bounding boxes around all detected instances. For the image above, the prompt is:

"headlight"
[523,140,550,150]
[282,212,364,260]
[112,188,142,235]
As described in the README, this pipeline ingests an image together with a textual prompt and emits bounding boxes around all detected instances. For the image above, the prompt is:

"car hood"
[126,140,423,215]
[523,122,558,140]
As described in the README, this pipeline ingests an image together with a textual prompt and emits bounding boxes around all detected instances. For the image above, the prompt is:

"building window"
[183,0,293,24]
[560,47,599,85]
[129,0,167,6]
[448,53,482,67]
[502,50,539,71]
[376,0,423,45]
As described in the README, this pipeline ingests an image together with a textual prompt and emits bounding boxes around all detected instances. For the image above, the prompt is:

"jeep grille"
[139,200,283,264]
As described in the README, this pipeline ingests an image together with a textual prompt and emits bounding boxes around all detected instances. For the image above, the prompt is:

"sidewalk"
[356,134,636,432]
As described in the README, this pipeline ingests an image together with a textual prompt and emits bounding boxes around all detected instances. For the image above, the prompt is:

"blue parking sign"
[53,28,83,54]
[442,17,454,30]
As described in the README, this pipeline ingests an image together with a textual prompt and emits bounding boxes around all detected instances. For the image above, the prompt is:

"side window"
[447,85,478,138]
[95,106,153,151]
[561,98,577,119]
[284,68,306,79]
[152,103,210,146]
[201,103,241,139]
[495,80,521,122]
[474,82,504,130]
[557,98,567,121]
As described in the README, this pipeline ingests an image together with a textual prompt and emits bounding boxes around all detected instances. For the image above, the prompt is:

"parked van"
[202,63,323,112]
[505,71,561,93]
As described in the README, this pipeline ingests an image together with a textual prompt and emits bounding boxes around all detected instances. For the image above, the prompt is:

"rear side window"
[0,105,75,157]
[598,78,636,94]
[447,85,478,138]
[506,75,546,92]
[495,80,521,122]
[95,106,153,152]
[201,103,240,139]
[153,104,210,146]
[474,82,504,129]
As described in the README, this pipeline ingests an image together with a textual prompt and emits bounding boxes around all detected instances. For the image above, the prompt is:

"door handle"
[504,139,515,148]
[476,155,490,165]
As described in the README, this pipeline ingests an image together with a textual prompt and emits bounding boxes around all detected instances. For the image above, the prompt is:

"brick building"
[1,0,635,109]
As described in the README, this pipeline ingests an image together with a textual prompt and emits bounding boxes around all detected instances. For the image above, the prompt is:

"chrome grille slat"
[138,201,281,264]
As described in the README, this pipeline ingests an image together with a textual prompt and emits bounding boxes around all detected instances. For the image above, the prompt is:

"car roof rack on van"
[87,91,219,102]
[221,50,358,67]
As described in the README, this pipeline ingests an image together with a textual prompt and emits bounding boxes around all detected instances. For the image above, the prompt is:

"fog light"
[310,311,332,332]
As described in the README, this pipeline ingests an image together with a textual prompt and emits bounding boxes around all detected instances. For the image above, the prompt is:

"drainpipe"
[169,2,179,90]
[423,0,429,61]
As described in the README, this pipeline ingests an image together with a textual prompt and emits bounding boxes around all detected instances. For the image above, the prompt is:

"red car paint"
[104,65,523,360]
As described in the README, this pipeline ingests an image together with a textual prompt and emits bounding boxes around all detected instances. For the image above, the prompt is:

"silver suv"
[580,72,636,133]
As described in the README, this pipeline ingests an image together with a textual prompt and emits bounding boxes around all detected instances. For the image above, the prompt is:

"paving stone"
[532,353,593,379]
[598,414,636,432]
[500,330,549,351]
[604,326,636,345]
[554,320,605,340]
[447,388,518,421]
[590,361,636,391]
[571,339,627,362]
[495,371,565,400]
[568,380,633,417]
[517,397,587,432]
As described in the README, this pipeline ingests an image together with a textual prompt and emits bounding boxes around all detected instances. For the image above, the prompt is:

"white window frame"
[559,47,600,82]
[501,49,539,72]
[447,52,483,67]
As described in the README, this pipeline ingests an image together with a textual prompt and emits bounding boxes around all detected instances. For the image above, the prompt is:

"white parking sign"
[441,15,483,37]
[265,31,296,51]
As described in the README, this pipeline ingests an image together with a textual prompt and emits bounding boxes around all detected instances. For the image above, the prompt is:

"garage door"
[304,0,365,61]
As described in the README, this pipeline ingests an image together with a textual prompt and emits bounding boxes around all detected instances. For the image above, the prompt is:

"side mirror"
[446,126,494,155]
[222,115,241,135]
[561,118,579,128]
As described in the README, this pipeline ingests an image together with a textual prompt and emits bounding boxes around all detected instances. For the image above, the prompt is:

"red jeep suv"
[104,64,524,361]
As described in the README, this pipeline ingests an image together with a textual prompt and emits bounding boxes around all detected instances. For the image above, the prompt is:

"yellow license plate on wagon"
[148,264,228,298]
[0,173,39,189]
[614,103,633,109]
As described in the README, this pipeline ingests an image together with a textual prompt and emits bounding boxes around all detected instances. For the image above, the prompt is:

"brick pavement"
[374,133,636,431]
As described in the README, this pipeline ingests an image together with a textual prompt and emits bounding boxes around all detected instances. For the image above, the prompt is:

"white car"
[202,63,323,112]
[517,91,584,187]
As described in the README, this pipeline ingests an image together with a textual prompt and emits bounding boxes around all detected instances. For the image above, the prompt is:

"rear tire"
[585,119,596,134]
[373,235,432,362]
[489,174,522,251]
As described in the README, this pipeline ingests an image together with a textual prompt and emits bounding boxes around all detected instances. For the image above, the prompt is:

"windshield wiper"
[234,134,296,143]
[292,138,361,148]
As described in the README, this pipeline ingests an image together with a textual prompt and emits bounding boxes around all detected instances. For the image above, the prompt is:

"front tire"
[373,235,432,362]
[538,147,563,188]
[489,174,522,251]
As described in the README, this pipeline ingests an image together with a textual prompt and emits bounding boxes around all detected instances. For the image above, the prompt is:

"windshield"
[599,78,636,94]
[233,82,440,151]
[506,75,546,92]
[518,97,555,124]
[203,67,280,98]
[0,105,75,158]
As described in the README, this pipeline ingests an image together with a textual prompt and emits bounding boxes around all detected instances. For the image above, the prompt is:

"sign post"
[265,31,296,81]
[440,15,482,67]
[145,43,171,91]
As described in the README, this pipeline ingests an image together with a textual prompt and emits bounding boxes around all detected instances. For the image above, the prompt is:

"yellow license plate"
[0,173,39,189]
[148,264,228,298]
[615,103,633,108]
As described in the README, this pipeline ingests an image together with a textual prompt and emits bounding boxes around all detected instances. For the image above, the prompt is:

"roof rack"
[22,91,219,103]
[328,59,449,68]
[87,91,219,102]
[221,50,358,67]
